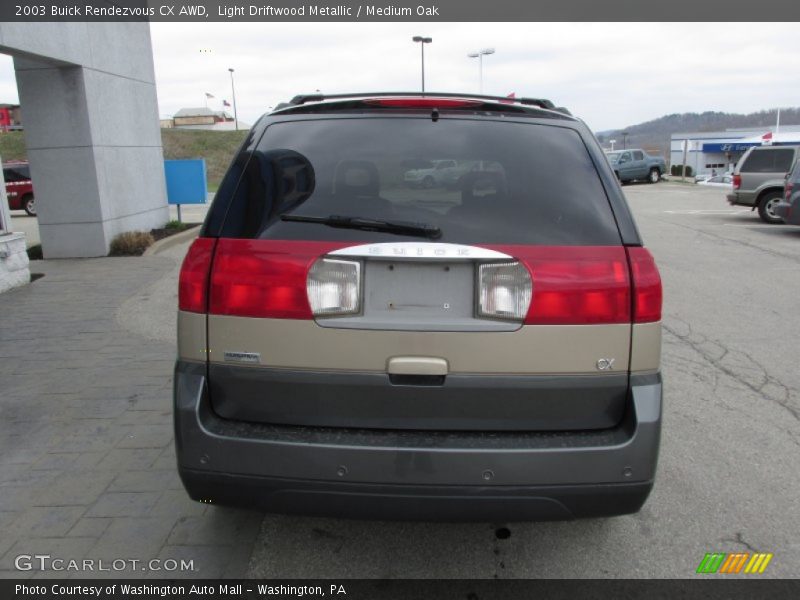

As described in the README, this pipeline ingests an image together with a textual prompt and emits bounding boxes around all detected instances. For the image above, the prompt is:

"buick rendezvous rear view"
[174,93,663,520]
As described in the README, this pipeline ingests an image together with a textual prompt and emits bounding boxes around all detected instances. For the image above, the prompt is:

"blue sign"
[164,159,207,205]
[702,142,758,153]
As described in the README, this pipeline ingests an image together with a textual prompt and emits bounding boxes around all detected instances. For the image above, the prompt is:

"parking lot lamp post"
[412,36,432,93]
[228,68,239,131]
[622,131,629,150]
[467,48,495,94]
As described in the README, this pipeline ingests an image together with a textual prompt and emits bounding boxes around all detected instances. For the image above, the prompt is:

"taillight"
[786,182,793,201]
[733,174,742,190]
[178,238,216,313]
[483,246,632,324]
[627,247,662,323]
[307,258,361,316]
[208,239,349,319]
[477,262,532,321]
[364,98,482,109]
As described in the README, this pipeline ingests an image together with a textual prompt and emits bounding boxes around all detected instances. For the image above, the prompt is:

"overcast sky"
[0,22,797,132]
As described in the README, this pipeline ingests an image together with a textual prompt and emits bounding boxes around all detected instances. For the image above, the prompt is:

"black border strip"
[2,0,799,22]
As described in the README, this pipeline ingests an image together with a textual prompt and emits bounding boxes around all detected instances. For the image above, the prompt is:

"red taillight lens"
[209,239,349,319]
[786,182,793,201]
[484,246,632,324]
[627,247,662,323]
[178,238,216,313]
[364,98,482,109]
[733,174,742,189]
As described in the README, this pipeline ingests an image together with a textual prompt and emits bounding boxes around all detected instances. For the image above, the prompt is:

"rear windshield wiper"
[280,214,442,239]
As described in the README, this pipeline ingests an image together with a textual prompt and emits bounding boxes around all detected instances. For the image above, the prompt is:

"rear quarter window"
[741,148,795,173]
[215,116,623,246]
[3,166,30,182]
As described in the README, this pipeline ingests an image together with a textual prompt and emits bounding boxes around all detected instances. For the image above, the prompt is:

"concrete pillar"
[0,23,169,258]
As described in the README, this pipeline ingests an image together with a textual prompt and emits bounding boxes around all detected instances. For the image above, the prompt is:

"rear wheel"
[23,194,36,217]
[757,191,783,224]
[648,168,660,184]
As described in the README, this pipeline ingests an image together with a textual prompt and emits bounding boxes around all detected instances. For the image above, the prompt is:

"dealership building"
[670,125,800,177]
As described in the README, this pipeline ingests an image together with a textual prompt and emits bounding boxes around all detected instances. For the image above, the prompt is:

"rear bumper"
[174,361,662,520]
[774,200,799,224]
[726,192,750,206]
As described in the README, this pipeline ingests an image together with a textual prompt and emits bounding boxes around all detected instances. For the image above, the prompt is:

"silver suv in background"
[727,145,800,223]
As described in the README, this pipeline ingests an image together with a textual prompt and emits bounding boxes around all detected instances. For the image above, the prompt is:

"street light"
[228,68,239,131]
[412,36,432,93]
[467,48,495,94]
[622,131,629,150]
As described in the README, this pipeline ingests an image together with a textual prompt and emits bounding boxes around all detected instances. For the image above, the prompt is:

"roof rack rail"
[286,92,566,113]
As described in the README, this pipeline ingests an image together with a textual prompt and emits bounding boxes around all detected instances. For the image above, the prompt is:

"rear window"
[215,117,622,245]
[741,148,795,173]
[3,165,30,182]
[788,159,800,181]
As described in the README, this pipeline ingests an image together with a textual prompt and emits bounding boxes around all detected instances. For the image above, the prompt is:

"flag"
[205,92,214,99]
[223,99,231,107]
[499,92,516,105]
[761,131,773,145]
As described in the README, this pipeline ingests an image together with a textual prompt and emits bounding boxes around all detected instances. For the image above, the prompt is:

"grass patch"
[0,129,247,191]
[165,219,191,231]
[109,231,155,256]
[161,129,246,190]
[0,132,28,161]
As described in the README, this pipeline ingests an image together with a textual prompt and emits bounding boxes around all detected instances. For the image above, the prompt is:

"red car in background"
[3,161,35,216]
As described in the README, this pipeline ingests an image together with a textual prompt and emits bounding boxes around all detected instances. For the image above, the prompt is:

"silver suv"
[174,92,663,521]
[727,145,800,223]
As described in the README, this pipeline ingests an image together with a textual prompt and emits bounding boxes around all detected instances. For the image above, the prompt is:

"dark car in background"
[3,160,35,216]
[775,159,800,226]
[174,92,663,521]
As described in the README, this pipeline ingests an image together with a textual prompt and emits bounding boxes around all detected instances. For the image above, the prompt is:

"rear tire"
[23,194,36,217]
[757,191,783,224]
[648,168,660,184]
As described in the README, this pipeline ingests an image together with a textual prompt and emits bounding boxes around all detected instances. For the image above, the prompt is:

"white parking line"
[662,209,751,215]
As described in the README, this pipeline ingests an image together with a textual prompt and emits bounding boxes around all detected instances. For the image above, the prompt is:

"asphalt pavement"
[244,183,800,579]
[1,182,798,579]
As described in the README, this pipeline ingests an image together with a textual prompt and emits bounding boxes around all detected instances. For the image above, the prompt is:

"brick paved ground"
[0,254,262,579]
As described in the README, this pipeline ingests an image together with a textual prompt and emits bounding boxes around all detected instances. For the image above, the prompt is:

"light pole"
[622,131,629,150]
[228,68,239,131]
[467,48,495,94]
[412,36,432,93]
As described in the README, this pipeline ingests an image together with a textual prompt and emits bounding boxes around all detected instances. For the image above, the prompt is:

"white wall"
[0,23,168,258]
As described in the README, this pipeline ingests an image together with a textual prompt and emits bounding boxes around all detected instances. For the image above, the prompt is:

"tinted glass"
[218,117,622,245]
[3,166,30,182]
[788,159,800,182]
[633,151,644,160]
[741,149,795,173]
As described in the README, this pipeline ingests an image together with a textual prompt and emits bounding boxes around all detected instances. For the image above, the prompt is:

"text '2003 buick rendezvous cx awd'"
[174,93,663,521]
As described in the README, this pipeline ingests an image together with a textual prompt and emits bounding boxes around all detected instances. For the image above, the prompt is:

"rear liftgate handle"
[387,356,449,386]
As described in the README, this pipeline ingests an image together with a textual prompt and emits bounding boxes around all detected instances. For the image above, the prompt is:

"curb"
[144,225,200,257]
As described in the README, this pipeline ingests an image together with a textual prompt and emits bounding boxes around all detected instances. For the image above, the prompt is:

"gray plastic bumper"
[173,361,662,520]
